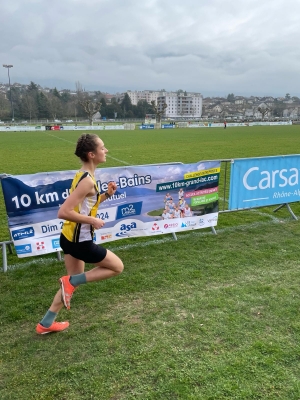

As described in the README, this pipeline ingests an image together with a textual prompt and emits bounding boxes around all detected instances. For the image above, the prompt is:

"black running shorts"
[60,233,107,263]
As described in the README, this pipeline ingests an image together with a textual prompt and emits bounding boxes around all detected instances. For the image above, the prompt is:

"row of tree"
[0,82,159,123]
[3,83,295,123]
[226,93,299,102]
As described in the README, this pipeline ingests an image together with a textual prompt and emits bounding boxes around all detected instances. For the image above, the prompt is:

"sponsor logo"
[181,220,197,228]
[36,241,46,251]
[207,216,218,224]
[115,231,128,237]
[163,222,179,229]
[51,238,60,249]
[115,222,137,237]
[116,201,143,219]
[140,124,154,129]
[151,223,160,231]
[101,234,112,241]
[15,244,32,255]
[161,124,175,129]
[12,227,35,241]
[199,218,205,226]
[243,166,298,191]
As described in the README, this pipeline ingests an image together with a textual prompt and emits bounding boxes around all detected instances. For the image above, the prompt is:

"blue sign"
[15,244,32,255]
[116,201,143,220]
[229,155,300,209]
[51,238,60,249]
[161,124,175,129]
[139,124,154,130]
[12,227,35,241]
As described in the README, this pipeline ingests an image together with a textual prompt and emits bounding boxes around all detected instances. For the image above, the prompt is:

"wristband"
[104,191,112,198]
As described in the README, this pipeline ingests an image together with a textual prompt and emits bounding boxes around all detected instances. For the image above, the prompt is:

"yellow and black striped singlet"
[61,171,102,242]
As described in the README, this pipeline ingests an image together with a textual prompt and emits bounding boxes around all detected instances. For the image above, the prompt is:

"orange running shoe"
[36,321,69,334]
[59,275,76,310]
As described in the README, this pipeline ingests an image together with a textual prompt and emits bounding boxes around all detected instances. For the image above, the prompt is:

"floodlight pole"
[3,64,14,122]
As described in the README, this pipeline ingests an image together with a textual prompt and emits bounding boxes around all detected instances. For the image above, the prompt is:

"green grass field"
[1,125,300,399]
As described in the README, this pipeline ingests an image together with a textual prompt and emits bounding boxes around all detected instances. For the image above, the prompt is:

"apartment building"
[121,90,162,105]
[157,92,203,119]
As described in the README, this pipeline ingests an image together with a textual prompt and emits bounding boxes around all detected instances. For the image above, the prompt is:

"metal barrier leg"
[56,251,62,261]
[273,204,285,212]
[2,243,8,273]
[286,204,298,220]
[273,203,298,220]
[211,226,217,235]
[172,232,178,241]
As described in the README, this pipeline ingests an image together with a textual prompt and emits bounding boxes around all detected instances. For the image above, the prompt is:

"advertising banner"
[0,125,45,132]
[0,125,125,132]
[59,125,103,130]
[188,123,209,128]
[269,121,292,126]
[1,161,220,258]
[187,123,248,128]
[139,124,154,129]
[103,125,125,130]
[229,155,300,209]
[61,125,125,131]
[249,121,292,126]
[161,124,175,129]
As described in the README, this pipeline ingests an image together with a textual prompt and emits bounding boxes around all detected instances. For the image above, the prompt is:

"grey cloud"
[1,0,300,96]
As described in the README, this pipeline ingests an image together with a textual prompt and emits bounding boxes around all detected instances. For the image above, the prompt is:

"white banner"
[0,125,125,132]
[187,121,292,128]
[0,125,45,132]
[1,162,221,257]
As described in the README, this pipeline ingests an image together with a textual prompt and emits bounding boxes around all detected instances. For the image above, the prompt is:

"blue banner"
[229,155,300,209]
[161,124,175,129]
[139,124,154,129]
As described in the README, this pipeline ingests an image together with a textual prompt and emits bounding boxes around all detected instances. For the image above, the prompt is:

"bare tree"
[47,94,62,121]
[78,96,101,125]
[65,99,78,120]
[151,100,167,123]
[257,106,270,120]
[75,81,83,93]
[22,94,38,123]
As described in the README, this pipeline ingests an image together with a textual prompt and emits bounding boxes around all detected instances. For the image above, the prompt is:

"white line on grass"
[250,208,281,222]
[219,196,281,223]
[44,132,76,145]
[44,132,130,165]
[107,156,130,165]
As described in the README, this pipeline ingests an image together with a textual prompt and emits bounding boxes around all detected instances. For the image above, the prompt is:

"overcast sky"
[1,0,299,97]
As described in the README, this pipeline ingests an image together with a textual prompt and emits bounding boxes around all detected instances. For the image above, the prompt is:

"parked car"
[54,119,61,123]
[65,119,73,123]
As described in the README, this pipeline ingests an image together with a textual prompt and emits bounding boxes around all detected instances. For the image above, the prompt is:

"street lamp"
[3,64,15,122]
